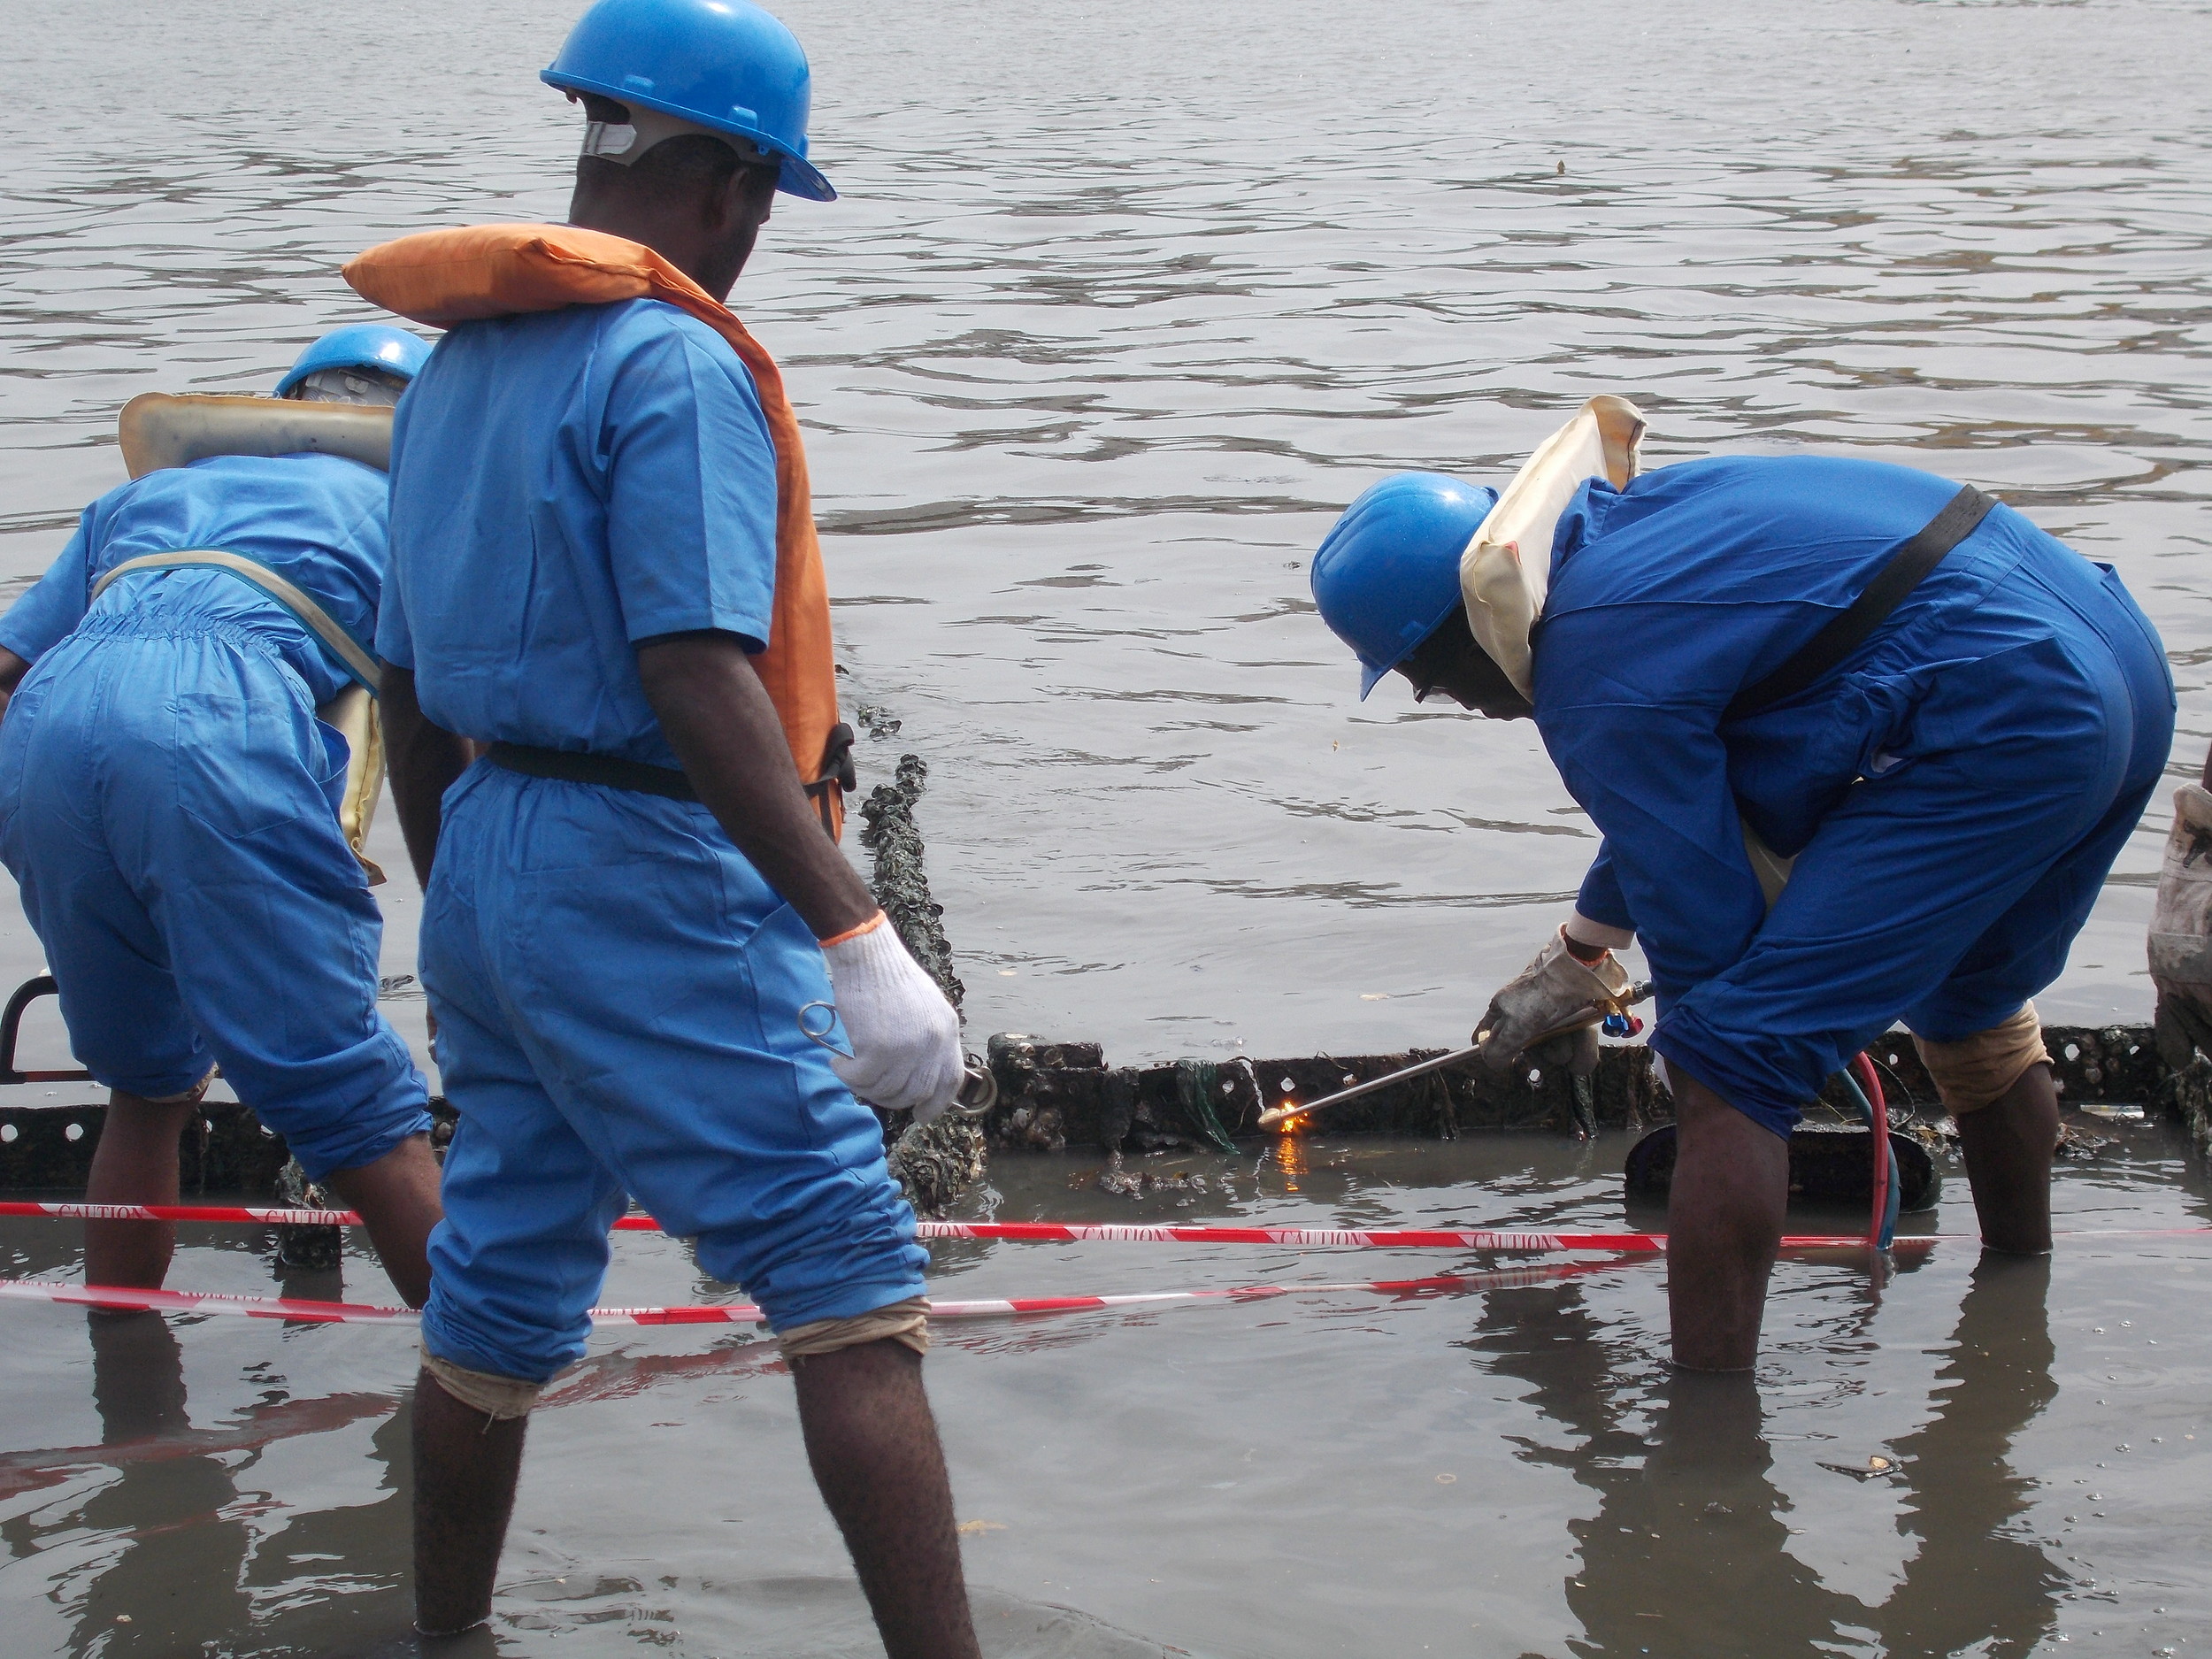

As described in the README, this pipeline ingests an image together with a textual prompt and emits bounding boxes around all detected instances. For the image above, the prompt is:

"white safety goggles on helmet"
[286,366,410,407]
[580,102,779,171]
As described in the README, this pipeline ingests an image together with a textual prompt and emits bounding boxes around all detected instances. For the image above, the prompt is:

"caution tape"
[0,1202,1934,1252]
[0,1279,414,1325]
[0,1201,366,1227]
[7,1202,2204,1252]
[0,1260,1624,1330]
[920,1222,1946,1252]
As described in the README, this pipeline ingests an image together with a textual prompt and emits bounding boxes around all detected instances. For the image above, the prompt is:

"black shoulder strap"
[1724,484,1998,722]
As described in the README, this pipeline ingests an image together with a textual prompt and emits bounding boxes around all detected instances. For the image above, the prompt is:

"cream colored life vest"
[118,394,393,479]
[102,396,395,883]
[1457,395,1646,703]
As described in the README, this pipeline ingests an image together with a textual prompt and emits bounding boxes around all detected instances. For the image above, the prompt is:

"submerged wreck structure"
[4,975,2203,1211]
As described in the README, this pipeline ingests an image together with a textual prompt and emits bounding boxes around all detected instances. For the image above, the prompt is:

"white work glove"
[1474,926,1634,1073]
[2150,785,2212,1069]
[820,914,964,1123]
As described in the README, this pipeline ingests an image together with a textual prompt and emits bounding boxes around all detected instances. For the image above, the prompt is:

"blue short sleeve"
[603,321,779,651]
[373,548,415,671]
[0,523,95,664]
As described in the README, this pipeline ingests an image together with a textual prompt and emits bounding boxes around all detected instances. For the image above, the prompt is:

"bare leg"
[83,1091,196,1289]
[1665,1067,1791,1372]
[792,1339,980,1659]
[321,1132,443,1308]
[411,1369,528,1637]
[1952,1061,2059,1255]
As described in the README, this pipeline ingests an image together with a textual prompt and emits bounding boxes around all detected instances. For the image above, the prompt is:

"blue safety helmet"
[1310,472,1499,699]
[543,0,833,203]
[274,324,432,399]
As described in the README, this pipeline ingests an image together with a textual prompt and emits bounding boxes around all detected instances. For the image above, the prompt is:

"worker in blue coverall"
[1310,440,2173,1371]
[0,326,446,1307]
[372,1,979,1645]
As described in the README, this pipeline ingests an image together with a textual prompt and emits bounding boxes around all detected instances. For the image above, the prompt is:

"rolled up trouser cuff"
[134,1067,217,1106]
[420,1346,553,1420]
[1911,1002,2051,1115]
[778,1295,930,1363]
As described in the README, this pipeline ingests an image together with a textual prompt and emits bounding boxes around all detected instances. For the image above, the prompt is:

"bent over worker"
[0,326,444,1306]
[352,0,980,1646]
[1310,398,2174,1371]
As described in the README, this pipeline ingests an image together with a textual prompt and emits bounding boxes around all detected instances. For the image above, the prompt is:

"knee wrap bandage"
[421,1347,549,1420]
[778,1296,930,1363]
[1911,1003,2050,1115]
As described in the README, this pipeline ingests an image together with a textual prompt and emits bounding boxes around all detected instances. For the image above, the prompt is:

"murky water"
[2,1131,2208,1656]
[5,0,2212,1651]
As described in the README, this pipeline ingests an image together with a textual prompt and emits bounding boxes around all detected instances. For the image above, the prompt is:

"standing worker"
[1309,397,2173,1371]
[346,0,980,1647]
[0,326,445,1307]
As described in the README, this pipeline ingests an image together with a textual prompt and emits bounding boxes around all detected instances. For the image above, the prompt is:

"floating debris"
[1082,1150,1216,1200]
[2056,1123,2116,1160]
[274,1157,342,1271]
[1818,1454,1898,1481]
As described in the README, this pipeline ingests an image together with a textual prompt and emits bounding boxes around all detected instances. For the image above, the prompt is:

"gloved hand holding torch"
[1474,925,1637,1071]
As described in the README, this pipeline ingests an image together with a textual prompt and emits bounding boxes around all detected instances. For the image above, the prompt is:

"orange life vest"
[342,223,849,840]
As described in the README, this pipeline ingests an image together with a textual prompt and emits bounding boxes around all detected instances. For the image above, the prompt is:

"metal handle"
[0,976,92,1086]
[949,1059,998,1118]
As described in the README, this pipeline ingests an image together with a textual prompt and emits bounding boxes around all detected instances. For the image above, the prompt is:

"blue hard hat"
[544,0,833,203]
[1310,472,1499,699]
[275,324,432,398]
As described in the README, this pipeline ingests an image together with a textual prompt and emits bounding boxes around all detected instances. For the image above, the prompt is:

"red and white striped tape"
[0,1260,1621,1330]
[918,1221,1949,1252]
[0,1202,1955,1252]
[7,1202,2203,1251]
[0,1201,366,1228]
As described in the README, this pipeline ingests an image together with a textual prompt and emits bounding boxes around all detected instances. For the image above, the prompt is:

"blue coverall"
[382,298,925,1386]
[1535,456,2173,1136]
[0,454,431,1179]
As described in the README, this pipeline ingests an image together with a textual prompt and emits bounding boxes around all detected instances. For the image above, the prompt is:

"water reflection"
[35,1297,416,1655]
[1467,1254,2066,1655]
[1871,1255,2063,1658]
[70,1311,253,1655]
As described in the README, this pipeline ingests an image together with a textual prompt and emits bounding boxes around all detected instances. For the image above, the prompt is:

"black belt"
[485,721,858,837]
[1725,484,1999,722]
[487,742,699,801]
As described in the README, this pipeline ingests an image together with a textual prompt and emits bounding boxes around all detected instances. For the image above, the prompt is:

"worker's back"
[1540,455,2022,710]
[1534,453,2160,861]
[0,445,426,1182]
[383,297,778,764]
[1531,450,2168,1015]
[0,451,387,710]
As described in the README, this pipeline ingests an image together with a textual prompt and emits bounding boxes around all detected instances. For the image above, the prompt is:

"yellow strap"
[87,550,381,694]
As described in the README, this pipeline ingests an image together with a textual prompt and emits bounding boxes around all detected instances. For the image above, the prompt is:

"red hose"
[1850,1051,1892,1248]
